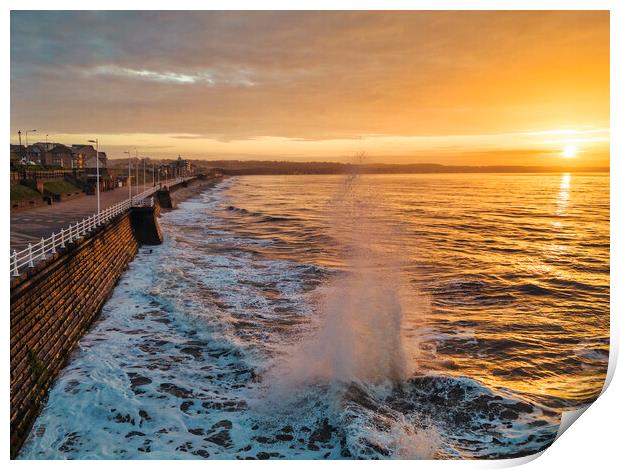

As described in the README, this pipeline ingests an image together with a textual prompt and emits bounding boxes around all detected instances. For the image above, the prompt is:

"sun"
[562,144,578,158]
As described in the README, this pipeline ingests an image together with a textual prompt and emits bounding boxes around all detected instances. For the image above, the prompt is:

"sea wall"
[9,205,161,458]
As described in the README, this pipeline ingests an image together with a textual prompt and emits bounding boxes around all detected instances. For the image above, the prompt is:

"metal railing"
[10,176,194,277]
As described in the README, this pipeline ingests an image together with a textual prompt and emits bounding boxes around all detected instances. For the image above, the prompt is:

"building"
[174,155,193,177]
[71,144,105,170]
[10,144,25,163]
[46,144,75,168]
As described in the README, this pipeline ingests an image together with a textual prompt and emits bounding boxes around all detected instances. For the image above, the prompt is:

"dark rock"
[256,452,270,460]
[176,442,193,452]
[112,413,135,425]
[212,419,233,430]
[192,449,210,458]
[180,346,203,359]
[125,431,146,438]
[309,419,336,444]
[188,428,205,436]
[180,401,194,413]
[276,434,294,442]
[159,383,194,398]
[205,430,233,448]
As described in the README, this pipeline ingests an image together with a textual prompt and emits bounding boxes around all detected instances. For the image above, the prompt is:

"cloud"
[10,11,609,163]
[88,65,256,87]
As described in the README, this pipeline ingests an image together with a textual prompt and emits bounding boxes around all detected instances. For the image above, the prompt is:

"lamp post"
[134,148,139,193]
[124,151,132,201]
[88,139,100,214]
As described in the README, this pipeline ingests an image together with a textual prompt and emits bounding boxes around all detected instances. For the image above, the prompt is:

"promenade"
[10,185,154,251]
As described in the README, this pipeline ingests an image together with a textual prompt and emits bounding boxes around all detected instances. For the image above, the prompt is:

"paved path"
[10,185,154,252]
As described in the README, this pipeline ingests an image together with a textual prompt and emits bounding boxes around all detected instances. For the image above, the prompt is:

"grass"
[10,184,41,202]
[43,181,81,194]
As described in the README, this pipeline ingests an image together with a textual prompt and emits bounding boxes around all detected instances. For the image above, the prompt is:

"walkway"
[10,185,155,251]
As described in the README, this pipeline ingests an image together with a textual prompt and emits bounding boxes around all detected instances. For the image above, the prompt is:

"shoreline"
[164,175,224,210]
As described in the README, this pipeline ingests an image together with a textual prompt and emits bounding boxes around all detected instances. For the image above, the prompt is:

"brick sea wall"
[10,210,151,457]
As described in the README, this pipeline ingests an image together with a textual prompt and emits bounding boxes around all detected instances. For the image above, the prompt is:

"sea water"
[20,173,609,459]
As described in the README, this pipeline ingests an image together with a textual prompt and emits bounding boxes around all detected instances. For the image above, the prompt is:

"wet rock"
[205,430,233,448]
[128,374,152,388]
[341,449,352,458]
[251,424,259,431]
[212,419,233,430]
[59,432,80,453]
[500,409,519,421]
[256,452,270,460]
[239,445,252,452]
[180,346,203,359]
[276,434,294,442]
[309,419,336,445]
[281,425,294,433]
[176,442,193,452]
[193,449,210,458]
[125,431,146,438]
[139,409,152,421]
[189,428,205,436]
[159,383,194,398]
[112,413,135,425]
[138,439,152,453]
[180,401,194,413]
[307,443,320,451]
[202,400,247,412]
[300,426,311,433]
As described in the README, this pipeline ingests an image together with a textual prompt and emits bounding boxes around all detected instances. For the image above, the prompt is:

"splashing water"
[259,175,441,459]
[267,174,416,385]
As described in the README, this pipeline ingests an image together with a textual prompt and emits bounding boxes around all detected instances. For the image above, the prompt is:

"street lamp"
[134,148,139,193]
[88,139,100,214]
[124,151,132,201]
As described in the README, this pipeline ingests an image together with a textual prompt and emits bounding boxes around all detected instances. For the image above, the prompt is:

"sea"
[19,173,610,460]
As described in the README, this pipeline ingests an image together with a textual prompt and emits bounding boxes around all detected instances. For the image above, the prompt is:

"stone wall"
[9,207,161,458]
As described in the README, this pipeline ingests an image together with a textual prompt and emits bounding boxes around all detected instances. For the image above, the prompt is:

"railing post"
[11,250,19,277]
[28,243,34,268]
[51,232,57,254]
[60,228,66,248]
[40,237,47,260]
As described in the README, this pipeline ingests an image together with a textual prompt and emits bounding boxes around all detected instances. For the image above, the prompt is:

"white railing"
[10,176,194,277]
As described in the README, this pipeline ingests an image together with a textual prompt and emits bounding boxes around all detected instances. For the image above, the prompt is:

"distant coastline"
[156,160,609,175]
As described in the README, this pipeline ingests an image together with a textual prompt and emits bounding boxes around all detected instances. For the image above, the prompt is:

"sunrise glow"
[563,144,578,158]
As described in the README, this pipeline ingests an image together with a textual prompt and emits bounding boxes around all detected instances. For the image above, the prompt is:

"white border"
[3,2,617,469]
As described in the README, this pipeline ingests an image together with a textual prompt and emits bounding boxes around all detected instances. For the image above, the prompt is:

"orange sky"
[10,11,610,165]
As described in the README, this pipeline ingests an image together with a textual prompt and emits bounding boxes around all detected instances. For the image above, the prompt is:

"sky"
[10,11,610,166]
